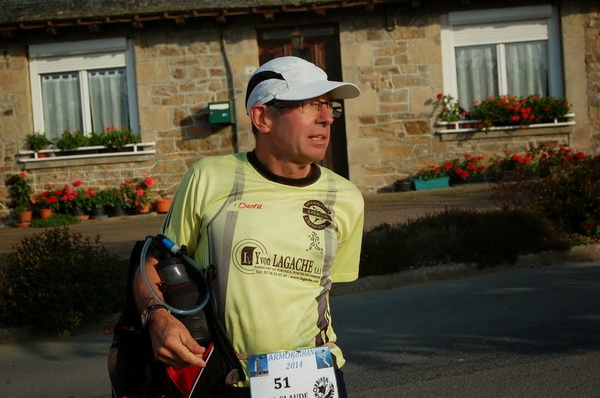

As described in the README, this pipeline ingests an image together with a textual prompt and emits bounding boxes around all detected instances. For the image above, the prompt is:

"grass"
[30,213,79,228]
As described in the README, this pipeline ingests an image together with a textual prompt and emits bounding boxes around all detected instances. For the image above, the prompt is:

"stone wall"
[585,6,600,151]
[1,2,599,220]
[343,5,589,193]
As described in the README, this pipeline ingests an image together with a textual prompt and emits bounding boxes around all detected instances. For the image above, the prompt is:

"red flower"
[19,171,27,178]
[73,180,83,187]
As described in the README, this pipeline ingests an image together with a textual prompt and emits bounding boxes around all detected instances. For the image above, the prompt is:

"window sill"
[17,142,156,170]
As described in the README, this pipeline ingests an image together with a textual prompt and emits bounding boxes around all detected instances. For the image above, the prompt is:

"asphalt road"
[2,261,600,397]
[338,261,600,398]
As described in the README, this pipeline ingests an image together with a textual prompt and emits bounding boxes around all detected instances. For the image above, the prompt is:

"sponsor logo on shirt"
[302,200,332,230]
[232,238,323,283]
[237,202,263,209]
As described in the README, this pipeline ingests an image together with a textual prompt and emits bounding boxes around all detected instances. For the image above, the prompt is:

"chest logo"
[302,200,332,230]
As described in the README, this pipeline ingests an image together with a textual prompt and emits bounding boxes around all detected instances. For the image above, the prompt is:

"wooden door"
[258,26,349,178]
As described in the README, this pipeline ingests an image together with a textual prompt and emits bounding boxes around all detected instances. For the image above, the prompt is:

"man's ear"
[250,105,272,134]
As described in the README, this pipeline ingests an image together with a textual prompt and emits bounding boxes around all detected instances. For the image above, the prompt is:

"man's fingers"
[150,314,207,368]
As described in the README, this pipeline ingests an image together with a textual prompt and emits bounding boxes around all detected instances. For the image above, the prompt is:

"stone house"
[0,0,598,218]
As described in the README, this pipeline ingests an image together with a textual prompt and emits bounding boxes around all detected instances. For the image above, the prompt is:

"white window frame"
[28,37,139,136]
[440,5,563,104]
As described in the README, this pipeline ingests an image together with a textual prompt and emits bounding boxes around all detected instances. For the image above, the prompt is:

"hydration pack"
[107,236,245,398]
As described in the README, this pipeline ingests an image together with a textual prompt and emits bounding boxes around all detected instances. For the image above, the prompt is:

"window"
[29,38,139,142]
[441,5,563,109]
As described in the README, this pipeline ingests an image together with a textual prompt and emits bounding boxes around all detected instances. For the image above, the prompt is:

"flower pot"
[91,206,108,220]
[394,181,413,192]
[137,204,151,214]
[453,174,489,185]
[38,208,53,219]
[413,177,450,191]
[71,208,90,221]
[108,204,126,217]
[18,210,33,224]
[155,198,172,214]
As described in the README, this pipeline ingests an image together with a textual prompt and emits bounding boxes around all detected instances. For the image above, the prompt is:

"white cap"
[245,56,360,115]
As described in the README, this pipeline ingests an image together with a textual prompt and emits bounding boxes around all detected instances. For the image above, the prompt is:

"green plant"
[133,176,154,206]
[73,188,98,213]
[467,95,571,132]
[416,162,453,180]
[34,189,62,212]
[87,131,105,146]
[486,150,538,181]
[0,226,127,334]
[101,126,140,149]
[97,188,127,208]
[436,93,464,122]
[5,172,33,213]
[55,130,89,150]
[449,153,487,182]
[56,180,97,213]
[117,182,137,209]
[492,151,600,236]
[25,132,51,152]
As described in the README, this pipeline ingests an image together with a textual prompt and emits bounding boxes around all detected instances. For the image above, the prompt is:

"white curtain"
[88,68,129,132]
[455,41,548,109]
[505,41,548,97]
[41,72,82,142]
[455,44,498,109]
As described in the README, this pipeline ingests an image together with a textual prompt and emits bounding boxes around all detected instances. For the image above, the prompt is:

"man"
[133,56,364,397]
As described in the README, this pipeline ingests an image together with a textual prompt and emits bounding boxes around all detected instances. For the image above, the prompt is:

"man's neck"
[247,151,320,186]
[252,149,312,179]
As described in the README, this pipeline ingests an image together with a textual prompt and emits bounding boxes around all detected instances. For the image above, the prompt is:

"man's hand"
[148,308,207,369]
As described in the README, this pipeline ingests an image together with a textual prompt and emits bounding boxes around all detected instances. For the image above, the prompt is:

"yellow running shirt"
[160,152,364,383]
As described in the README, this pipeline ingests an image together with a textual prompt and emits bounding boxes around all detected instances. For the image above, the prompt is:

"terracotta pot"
[155,198,172,214]
[18,210,33,223]
[38,208,53,219]
[137,204,151,214]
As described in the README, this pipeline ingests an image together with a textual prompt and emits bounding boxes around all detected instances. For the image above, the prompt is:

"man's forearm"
[133,255,163,312]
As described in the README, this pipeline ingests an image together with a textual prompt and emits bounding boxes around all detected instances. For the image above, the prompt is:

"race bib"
[248,346,339,398]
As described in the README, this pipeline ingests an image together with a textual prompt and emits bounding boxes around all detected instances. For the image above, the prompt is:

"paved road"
[2,261,600,397]
[339,262,600,398]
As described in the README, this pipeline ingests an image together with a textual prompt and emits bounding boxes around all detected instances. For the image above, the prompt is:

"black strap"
[244,70,285,105]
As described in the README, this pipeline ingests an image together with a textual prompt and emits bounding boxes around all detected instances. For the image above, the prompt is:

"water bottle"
[156,254,211,345]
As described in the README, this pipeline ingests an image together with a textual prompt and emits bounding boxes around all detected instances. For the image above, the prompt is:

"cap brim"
[276,80,360,101]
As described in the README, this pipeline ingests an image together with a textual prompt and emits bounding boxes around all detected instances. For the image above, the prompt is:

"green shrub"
[0,226,127,334]
[101,127,140,149]
[360,209,572,277]
[55,130,89,150]
[25,132,51,152]
[492,154,600,236]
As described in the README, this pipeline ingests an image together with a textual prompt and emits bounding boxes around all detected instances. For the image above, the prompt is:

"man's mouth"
[310,134,327,141]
